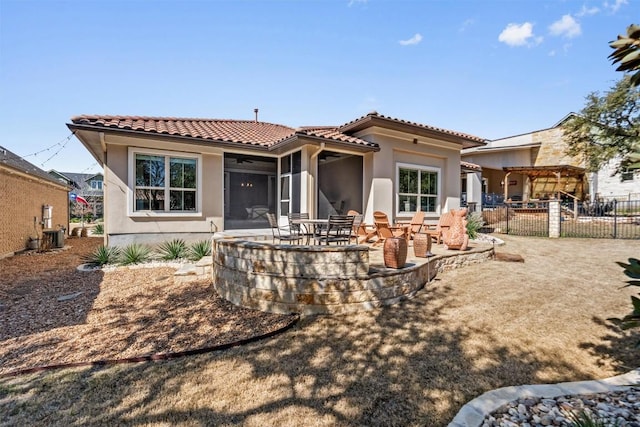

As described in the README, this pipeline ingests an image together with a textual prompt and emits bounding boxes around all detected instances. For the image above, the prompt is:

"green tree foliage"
[561,77,639,174]
[608,258,640,348]
[609,24,640,87]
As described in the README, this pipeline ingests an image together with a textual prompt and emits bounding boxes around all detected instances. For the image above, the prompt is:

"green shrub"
[156,239,189,260]
[92,224,104,235]
[120,243,152,265]
[466,212,484,240]
[189,240,212,260]
[568,409,620,427]
[84,245,120,266]
[609,257,640,347]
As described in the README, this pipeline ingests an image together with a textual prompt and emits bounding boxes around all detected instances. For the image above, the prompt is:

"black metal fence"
[481,199,640,239]
[560,199,640,239]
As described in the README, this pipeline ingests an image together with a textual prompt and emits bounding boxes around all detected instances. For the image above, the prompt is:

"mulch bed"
[0,237,297,376]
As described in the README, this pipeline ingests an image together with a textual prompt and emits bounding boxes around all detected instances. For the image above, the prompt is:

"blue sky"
[0,0,636,173]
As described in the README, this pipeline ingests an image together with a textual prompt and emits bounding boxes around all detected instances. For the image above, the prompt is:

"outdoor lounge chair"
[373,211,409,245]
[424,211,454,244]
[396,211,425,240]
[267,212,302,244]
[347,209,376,244]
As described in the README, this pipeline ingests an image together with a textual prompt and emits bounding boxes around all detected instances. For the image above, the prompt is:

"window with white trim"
[131,149,200,214]
[397,163,440,213]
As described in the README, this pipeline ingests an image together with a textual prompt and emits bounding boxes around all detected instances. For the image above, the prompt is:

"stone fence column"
[548,200,560,238]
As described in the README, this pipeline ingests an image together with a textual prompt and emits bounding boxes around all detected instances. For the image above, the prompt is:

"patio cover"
[501,165,586,201]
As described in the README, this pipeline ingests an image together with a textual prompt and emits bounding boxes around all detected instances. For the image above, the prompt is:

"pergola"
[501,165,586,201]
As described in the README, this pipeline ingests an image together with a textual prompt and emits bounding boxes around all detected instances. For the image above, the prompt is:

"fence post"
[548,200,560,238]
[613,199,617,239]
[505,203,510,234]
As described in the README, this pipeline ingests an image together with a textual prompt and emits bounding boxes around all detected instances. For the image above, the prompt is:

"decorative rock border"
[448,369,640,427]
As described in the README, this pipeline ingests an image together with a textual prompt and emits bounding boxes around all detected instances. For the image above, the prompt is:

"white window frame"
[90,180,103,190]
[128,147,202,217]
[396,162,441,216]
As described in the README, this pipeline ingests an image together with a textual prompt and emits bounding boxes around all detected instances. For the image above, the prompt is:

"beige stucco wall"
[356,128,462,224]
[103,134,223,246]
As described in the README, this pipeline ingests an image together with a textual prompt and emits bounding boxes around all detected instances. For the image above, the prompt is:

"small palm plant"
[189,240,212,261]
[83,245,121,266]
[156,239,189,260]
[609,257,640,347]
[120,243,152,265]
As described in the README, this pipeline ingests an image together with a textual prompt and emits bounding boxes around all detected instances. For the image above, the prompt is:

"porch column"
[503,172,511,201]
[466,171,482,211]
[523,175,531,201]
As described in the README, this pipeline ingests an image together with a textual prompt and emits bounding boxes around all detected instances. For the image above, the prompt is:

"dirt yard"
[0,235,639,426]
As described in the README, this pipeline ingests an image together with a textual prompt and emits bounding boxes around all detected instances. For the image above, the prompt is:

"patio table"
[290,218,328,244]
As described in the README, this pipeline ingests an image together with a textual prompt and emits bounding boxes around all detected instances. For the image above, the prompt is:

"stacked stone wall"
[213,239,494,315]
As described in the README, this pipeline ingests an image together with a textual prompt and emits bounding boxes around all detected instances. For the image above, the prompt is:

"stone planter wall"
[213,239,438,315]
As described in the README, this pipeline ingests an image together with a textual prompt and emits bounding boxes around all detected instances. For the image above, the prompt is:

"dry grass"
[1,235,640,426]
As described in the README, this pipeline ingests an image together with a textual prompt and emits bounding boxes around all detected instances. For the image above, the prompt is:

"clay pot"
[383,237,407,269]
[413,233,432,257]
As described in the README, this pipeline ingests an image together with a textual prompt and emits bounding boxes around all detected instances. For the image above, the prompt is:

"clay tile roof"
[293,126,378,149]
[70,115,297,147]
[70,115,379,151]
[339,111,486,146]
[460,160,482,171]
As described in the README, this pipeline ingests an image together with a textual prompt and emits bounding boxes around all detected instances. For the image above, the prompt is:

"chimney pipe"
[254,108,259,122]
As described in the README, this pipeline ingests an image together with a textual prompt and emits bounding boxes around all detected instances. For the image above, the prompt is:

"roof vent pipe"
[254,108,259,122]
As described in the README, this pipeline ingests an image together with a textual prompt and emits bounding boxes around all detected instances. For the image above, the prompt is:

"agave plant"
[83,245,121,266]
[156,239,189,260]
[189,240,212,261]
[567,409,620,427]
[92,224,104,235]
[120,243,152,265]
[608,257,640,347]
[466,212,484,240]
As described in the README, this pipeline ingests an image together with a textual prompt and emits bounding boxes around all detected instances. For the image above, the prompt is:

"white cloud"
[576,4,600,16]
[459,19,474,32]
[498,22,541,47]
[549,49,557,57]
[399,33,423,46]
[549,15,582,38]
[604,0,628,13]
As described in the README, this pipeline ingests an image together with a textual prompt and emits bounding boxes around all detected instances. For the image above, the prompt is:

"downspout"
[99,132,108,247]
[309,143,325,217]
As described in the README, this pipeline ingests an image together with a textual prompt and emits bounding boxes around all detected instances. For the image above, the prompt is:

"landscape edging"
[448,368,640,427]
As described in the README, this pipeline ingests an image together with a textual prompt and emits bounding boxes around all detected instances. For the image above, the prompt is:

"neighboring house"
[68,112,486,246]
[462,114,640,206]
[49,170,104,218]
[0,145,70,258]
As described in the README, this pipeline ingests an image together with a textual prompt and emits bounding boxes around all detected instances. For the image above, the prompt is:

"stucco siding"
[103,136,224,245]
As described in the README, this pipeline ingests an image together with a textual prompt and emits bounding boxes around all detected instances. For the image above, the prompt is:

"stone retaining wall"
[213,239,494,316]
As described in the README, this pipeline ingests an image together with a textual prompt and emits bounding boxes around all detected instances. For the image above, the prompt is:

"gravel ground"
[0,237,297,376]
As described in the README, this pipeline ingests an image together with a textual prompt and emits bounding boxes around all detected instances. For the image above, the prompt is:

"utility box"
[43,229,65,249]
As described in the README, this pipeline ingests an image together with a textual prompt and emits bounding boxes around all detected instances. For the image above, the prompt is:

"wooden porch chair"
[347,209,376,244]
[373,211,409,246]
[423,211,454,244]
[396,211,425,240]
